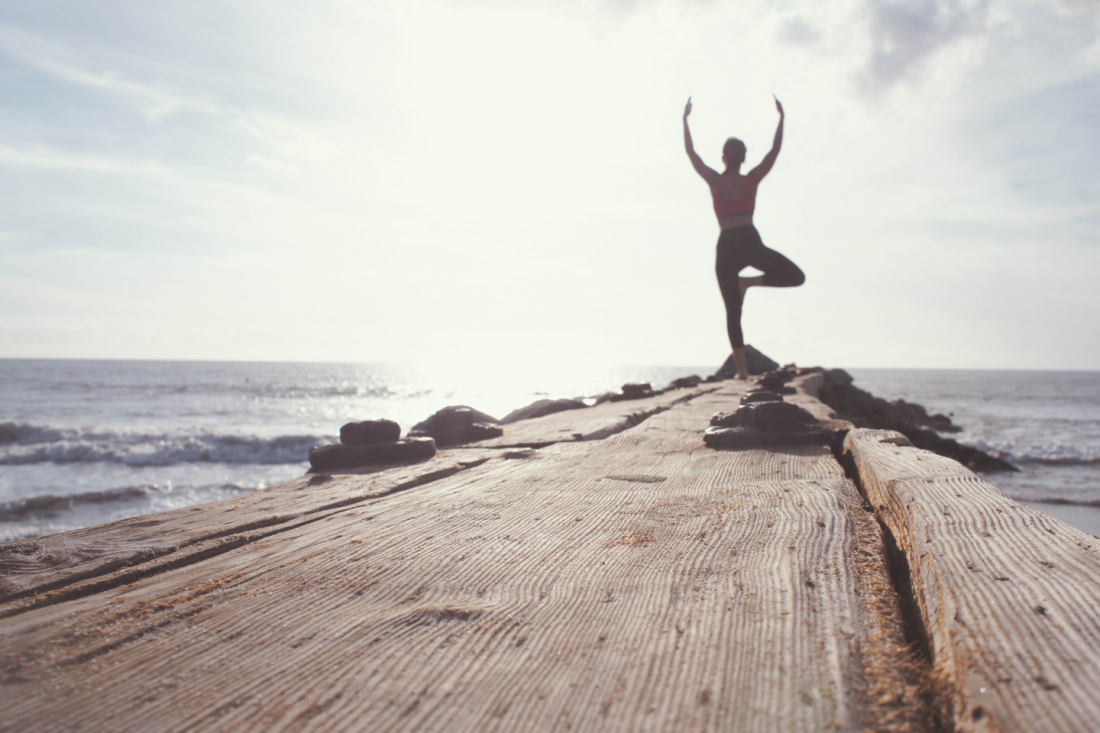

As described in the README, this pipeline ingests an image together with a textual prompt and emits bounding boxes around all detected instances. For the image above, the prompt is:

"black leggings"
[715,225,804,349]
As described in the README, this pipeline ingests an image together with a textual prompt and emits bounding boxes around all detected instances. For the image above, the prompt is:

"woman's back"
[710,172,758,218]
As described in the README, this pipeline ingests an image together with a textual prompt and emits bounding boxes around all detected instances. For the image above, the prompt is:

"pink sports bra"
[710,173,758,220]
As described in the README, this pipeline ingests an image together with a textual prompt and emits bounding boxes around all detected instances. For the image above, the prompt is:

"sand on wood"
[845,428,1100,732]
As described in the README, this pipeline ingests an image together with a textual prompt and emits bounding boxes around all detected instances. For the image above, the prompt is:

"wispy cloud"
[0,22,222,120]
[857,0,992,92]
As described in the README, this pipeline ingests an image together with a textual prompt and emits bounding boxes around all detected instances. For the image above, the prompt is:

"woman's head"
[722,137,746,167]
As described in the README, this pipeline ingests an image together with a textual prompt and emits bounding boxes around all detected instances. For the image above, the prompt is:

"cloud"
[0,230,35,243]
[776,16,823,47]
[1047,0,1100,18]
[0,22,221,120]
[857,0,992,92]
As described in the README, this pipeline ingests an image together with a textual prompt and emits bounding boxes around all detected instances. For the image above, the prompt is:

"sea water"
[848,368,1100,536]
[1,361,1097,541]
[0,359,709,541]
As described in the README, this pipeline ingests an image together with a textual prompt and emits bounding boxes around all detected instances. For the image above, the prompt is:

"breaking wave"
[0,422,330,467]
[0,483,255,521]
[965,437,1100,466]
[1017,496,1100,508]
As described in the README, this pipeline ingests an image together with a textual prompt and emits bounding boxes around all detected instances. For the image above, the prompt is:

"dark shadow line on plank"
[831,431,956,733]
[0,458,492,617]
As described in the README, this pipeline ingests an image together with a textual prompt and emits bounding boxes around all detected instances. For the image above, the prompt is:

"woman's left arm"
[748,96,784,181]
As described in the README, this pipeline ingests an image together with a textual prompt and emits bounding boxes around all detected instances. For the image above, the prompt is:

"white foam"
[0,422,333,467]
[966,436,1100,465]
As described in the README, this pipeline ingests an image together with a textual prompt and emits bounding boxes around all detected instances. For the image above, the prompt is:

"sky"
[1,0,1099,371]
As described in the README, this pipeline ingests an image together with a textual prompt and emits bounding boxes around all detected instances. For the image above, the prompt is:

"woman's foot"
[739,275,764,303]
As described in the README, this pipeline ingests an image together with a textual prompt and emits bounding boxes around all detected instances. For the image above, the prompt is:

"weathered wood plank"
[0,383,721,606]
[474,384,722,447]
[0,454,494,607]
[0,386,924,732]
[0,385,723,607]
[844,428,1100,732]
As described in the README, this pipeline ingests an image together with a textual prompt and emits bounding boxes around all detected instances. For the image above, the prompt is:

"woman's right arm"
[684,97,718,184]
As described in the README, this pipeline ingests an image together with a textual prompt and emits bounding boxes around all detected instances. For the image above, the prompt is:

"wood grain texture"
[0,386,924,732]
[474,384,722,448]
[0,386,722,607]
[0,454,496,608]
[844,428,1100,733]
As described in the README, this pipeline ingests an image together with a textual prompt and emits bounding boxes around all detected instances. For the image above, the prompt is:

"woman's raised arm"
[683,97,718,184]
[748,96,784,182]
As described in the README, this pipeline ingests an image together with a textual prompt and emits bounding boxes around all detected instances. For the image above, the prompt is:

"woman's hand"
[684,96,693,120]
[773,94,784,117]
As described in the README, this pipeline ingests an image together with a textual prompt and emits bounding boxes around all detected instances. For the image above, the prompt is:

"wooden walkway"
[1,378,1098,732]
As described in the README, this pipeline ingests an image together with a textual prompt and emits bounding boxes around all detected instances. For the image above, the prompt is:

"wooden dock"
[2,376,1099,732]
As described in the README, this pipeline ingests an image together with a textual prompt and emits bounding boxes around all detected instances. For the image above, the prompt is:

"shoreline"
[0,359,1096,541]
[1023,501,1100,538]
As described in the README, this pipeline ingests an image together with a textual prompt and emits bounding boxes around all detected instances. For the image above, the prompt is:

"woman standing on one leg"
[683,96,805,379]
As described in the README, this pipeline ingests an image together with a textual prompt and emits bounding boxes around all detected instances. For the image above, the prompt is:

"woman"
[683,96,804,379]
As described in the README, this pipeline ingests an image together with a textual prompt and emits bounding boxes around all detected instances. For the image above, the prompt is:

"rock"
[747,401,815,428]
[798,366,825,376]
[766,367,799,383]
[339,419,401,446]
[925,414,960,433]
[713,345,780,379]
[814,377,1017,473]
[409,405,504,447]
[889,399,961,433]
[710,401,817,430]
[609,383,655,402]
[703,425,833,449]
[900,425,1016,473]
[741,390,783,405]
[669,375,703,389]
[501,398,587,425]
[410,422,503,448]
[709,411,741,428]
[824,369,854,388]
[309,437,436,471]
[411,405,500,433]
[754,375,796,394]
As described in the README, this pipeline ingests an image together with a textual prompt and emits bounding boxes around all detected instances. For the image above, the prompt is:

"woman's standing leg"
[719,228,804,377]
[715,233,751,377]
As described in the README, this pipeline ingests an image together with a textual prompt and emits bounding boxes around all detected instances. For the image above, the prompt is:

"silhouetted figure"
[683,96,804,379]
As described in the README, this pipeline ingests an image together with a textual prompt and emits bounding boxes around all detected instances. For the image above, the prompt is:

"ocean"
[1,360,1097,542]
[0,359,707,541]
[848,368,1100,536]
